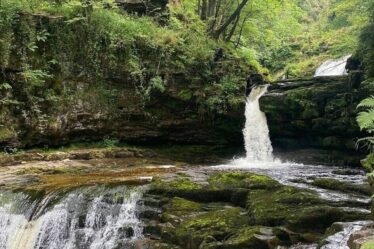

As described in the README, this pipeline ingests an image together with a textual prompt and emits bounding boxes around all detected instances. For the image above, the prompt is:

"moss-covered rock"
[150,176,233,204]
[145,172,371,248]
[208,172,281,190]
[174,207,249,246]
[311,178,371,196]
[246,186,369,232]
[261,77,374,165]
[363,153,374,172]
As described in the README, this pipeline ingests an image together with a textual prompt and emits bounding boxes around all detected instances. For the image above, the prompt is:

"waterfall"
[314,55,351,77]
[243,85,274,162]
[0,186,144,249]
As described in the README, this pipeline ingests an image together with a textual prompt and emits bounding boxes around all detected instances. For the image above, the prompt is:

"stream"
[0,85,371,249]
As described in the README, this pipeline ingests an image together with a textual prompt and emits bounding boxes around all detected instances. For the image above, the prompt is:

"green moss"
[312,178,371,195]
[151,177,202,192]
[247,185,369,232]
[219,226,278,249]
[362,241,374,249]
[208,172,280,190]
[0,127,15,141]
[363,154,374,172]
[175,207,250,246]
[162,197,203,221]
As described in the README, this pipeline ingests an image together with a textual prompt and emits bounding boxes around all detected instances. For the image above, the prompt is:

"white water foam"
[314,55,351,77]
[0,186,144,249]
[243,85,274,162]
[216,84,286,169]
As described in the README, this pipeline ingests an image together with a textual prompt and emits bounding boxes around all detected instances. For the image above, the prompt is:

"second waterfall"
[243,85,274,162]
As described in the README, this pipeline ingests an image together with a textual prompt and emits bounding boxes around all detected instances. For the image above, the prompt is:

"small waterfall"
[243,85,274,162]
[0,186,144,249]
[314,55,351,77]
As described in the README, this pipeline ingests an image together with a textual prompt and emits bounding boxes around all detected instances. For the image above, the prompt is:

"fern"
[357,96,374,109]
[357,97,374,152]
[357,109,374,131]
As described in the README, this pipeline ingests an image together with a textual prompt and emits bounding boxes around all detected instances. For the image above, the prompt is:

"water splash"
[0,186,144,249]
[243,85,274,162]
[314,55,351,77]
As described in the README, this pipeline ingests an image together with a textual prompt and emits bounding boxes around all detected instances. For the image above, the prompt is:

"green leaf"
[357,96,374,109]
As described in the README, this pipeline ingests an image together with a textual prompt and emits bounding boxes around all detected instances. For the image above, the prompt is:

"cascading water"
[314,55,351,77]
[0,186,145,249]
[243,85,274,162]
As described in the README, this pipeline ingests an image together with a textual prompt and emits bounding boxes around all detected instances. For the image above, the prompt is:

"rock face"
[0,2,249,150]
[0,77,245,149]
[260,75,373,165]
[142,172,370,249]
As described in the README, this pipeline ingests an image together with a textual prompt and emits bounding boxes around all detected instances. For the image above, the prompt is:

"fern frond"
[356,109,374,130]
[356,136,374,152]
[357,96,374,109]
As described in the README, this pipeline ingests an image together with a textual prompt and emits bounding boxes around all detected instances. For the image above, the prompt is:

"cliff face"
[260,75,373,158]
[0,75,246,149]
[0,1,250,149]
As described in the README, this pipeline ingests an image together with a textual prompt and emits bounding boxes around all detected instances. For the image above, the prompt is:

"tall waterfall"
[0,186,144,249]
[243,85,274,162]
[314,55,351,77]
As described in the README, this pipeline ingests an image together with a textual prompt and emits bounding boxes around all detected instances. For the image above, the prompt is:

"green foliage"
[0,0,251,118]
[144,76,166,98]
[22,69,51,87]
[271,0,370,78]
[357,96,374,152]
[357,2,374,78]
[363,153,374,172]
[0,82,12,91]
[178,90,193,101]
[362,242,374,249]
[101,138,120,148]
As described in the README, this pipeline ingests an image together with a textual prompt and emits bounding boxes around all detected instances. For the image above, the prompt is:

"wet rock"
[114,150,135,158]
[348,225,374,249]
[332,169,364,176]
[247,186,369,233]
[144,220,162,237]
[324,222,347,237]
[311,178,371,196]
[261,76,374,165]
[139,196,167,208]
[78,215,86,228]
[145,172,371,248]
[138,208,162,220]
[118,226,134,238]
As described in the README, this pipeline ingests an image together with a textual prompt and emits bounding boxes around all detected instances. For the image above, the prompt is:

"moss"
[161,197,203,222]
[0,127,15,142]
[246,185,369,232]
[174,207,250,248]
[208,172,280,190]
[152,178,202,192]
[312,178,372,196]
[218,226,275,249]
[362,242,374,249]
[363,153,374,172]
[13,188,46,202]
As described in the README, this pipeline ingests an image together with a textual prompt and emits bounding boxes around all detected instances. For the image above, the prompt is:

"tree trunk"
[224,13,240,42]
[235,11,251,47]
[212,0,250,39]
[200,0,208,20]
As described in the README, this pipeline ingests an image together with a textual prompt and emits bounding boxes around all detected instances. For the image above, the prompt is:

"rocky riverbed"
[0,146,372,249]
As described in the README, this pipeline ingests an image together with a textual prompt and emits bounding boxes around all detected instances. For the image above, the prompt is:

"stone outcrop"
[260,75,373,165]
[141,172,370,249]
[0,77,245,149]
